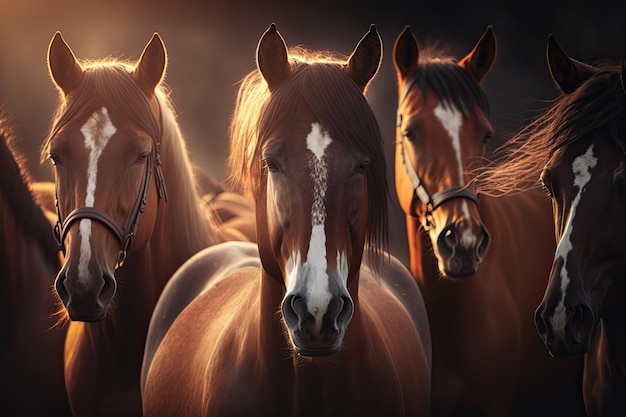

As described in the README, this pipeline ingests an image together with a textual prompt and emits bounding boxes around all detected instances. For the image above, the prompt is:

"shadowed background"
[1,0,625,263]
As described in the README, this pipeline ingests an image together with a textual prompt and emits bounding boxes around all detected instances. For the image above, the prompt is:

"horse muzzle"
[435,221,490,278]
[282,292,354,357]
[55,264,117,322]
[534,303,595,357]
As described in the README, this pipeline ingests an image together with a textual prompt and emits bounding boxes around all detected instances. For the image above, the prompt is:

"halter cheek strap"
[396,73,480,229]
[53,104,168,269]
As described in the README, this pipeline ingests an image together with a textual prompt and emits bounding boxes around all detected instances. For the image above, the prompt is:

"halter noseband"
[53,105,169,269]
[396,72,479,229]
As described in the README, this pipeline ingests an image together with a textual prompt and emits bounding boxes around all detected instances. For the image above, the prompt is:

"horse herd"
[0,21,624,417]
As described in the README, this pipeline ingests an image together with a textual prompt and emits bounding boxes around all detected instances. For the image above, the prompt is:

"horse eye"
[263,158,280,173]
[483,132,492,144]
[541,180,554,198]
[136,152,150,163]
[354,159,370,174]
[402,130,416,141]
[48,153,60,166]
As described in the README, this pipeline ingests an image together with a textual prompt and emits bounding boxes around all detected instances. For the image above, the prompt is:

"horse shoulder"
[357,267,431,414]
[142,241,259,392]
[143,244,265,416]
[363,254,431,365]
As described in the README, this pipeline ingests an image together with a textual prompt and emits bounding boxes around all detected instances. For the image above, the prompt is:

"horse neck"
[593,277,626,365]
[0,202,58,336]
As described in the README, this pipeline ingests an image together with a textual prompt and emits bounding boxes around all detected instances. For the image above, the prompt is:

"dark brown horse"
[142,24,431,416]
[393,26,585,416]
[0,113,70,416]
[479,35,626,417]
[43,32,251,416]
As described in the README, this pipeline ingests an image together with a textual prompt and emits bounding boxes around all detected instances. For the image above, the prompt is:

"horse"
[392,26,585,416]
[0,113,71,416]
[477,35,626,417]
[43,31,252,416]
[142,24,431,416]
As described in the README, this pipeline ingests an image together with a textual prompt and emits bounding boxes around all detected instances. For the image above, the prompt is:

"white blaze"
[77,107,117,281]
[285,122,336,332]
[550,144,597,337]
[434,102,475,246]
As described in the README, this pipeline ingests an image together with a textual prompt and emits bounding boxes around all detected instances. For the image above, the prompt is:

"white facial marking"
[550,144,597,337]
[285,123,334,332]
[434,102,475,245]
[77,107,117,280]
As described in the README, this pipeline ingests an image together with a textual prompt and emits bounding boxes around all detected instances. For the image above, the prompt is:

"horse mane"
[476,63,626,196]
[228,47,388,266]
[409,45,490,118]
[0,112,60,268]
[41,58,220,246]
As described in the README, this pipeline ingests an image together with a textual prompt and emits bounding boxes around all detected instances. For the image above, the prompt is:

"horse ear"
[546,35,596,95]
[133,33,167,96]
[48,32,84,95]
[257,23,291,92]
[458,25,497,84]
[393,25,420,81]
[345,24,382,92]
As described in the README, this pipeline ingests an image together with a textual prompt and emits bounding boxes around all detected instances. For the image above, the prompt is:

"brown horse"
[43,32,251,416]
[142,24,431,416]
[0,114,70,416]
[478,36,626,417]
[392,26,585,416]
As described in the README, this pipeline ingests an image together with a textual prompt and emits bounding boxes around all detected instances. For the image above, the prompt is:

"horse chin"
[440,257,479,279]
[290,334,344,358]
[545,339,590,358]
[65,306,108,322]
[294,343,342,358]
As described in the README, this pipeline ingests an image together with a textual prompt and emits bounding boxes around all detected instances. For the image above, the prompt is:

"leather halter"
[53,104,169,269]
[396,72,479,229]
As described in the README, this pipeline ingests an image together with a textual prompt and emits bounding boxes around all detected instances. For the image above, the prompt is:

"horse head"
[45,32,168,321]
[534,36,626,356]
[393,26,495,278]
[240,24,386,356]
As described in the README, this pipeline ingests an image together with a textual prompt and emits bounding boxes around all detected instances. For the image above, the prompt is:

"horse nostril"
[535,306,547,338]
[97,271,117,309]
[54,270,70,306]
[443,226,456,246]
[477,224,490,259]
[336,295,354,328]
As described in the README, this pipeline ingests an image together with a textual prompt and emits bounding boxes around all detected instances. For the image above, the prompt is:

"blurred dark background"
[1,0,625,262]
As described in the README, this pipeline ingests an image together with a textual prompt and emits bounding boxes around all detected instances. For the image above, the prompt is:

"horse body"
[42,32,249,415]
[0,119,70,416]
[143,24,430,416]
[478,35,626,417]
[393,27,584,416]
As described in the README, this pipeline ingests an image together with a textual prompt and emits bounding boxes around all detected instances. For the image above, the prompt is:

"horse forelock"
[0,114,60,269]
[42,62,160,161]
[406,49,490,119]
[228,49,389,270]
[477,65,626,196]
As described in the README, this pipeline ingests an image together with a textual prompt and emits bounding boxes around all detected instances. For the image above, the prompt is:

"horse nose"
[282,292,354,356]
[55,267,117,322]
[535,302,594,355]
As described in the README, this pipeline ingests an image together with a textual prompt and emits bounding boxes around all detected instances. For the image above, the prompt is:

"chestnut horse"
[478,36,626,417]
[392,26,585,416]
[0,114,70,416]
[43,32,251,416]
[142,24,431,416]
